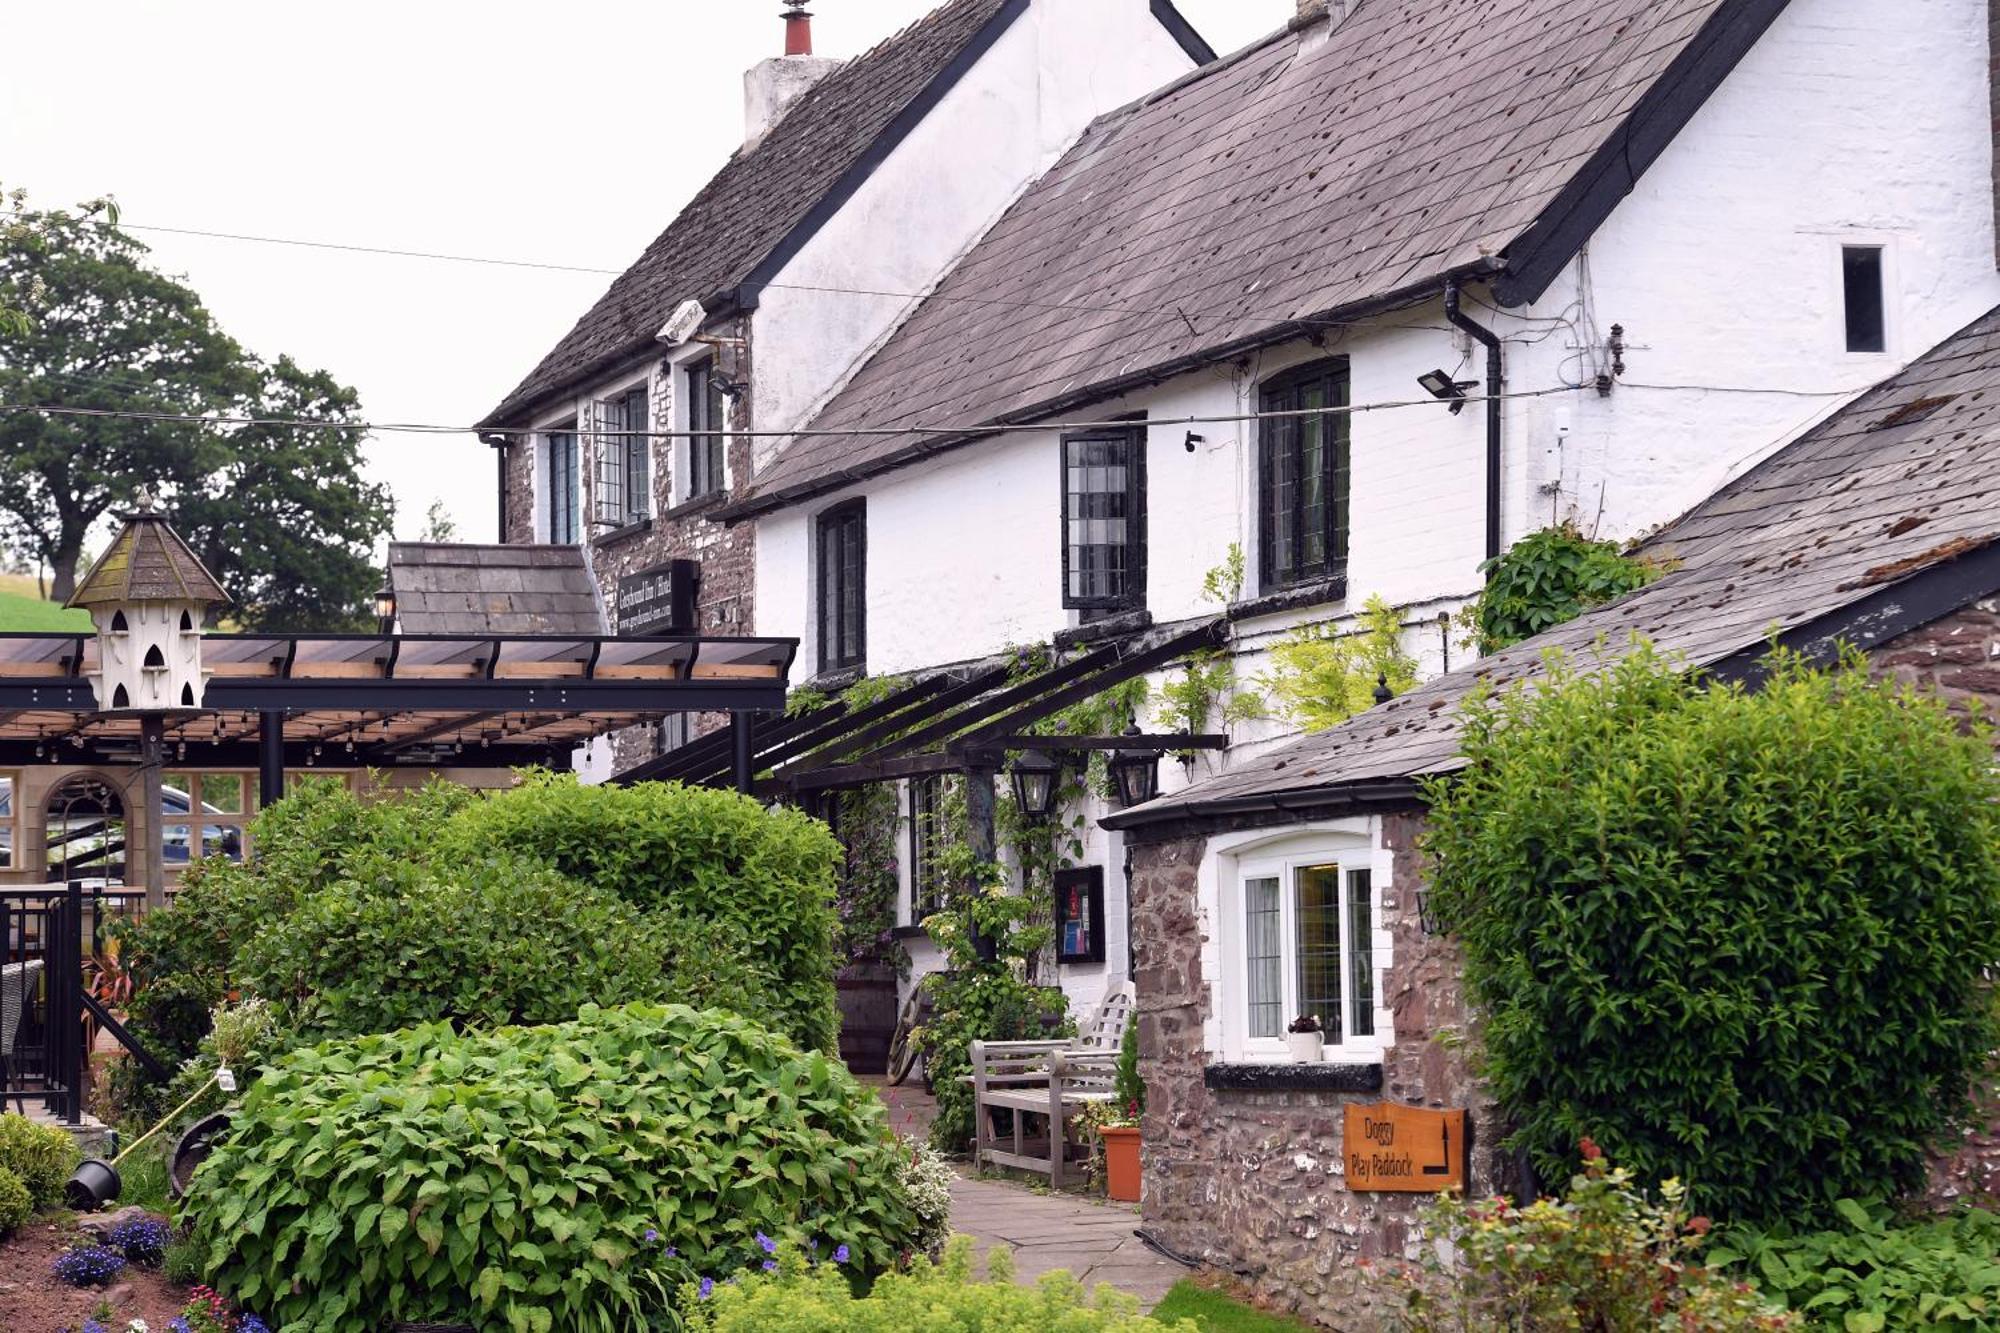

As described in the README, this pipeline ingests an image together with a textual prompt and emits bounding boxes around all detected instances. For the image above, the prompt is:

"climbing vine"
[1462,522,1664,656]
[1158,545,1266,753]
[1260,594,1419,731]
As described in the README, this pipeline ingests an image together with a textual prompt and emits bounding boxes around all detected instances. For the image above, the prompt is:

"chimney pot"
[784,5,814,57]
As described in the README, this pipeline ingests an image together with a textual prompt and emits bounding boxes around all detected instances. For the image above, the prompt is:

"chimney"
[745,5,841,149]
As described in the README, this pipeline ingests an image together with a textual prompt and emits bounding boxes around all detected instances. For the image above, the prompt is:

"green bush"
[0,1164,30,1236]
[1395,1149,1796,1330]
[440,772,842,1052]
[235,854,782,1039]
[1712,1200,2000,1330]
[1424,645,2000,1224]
[688,1236,1195,1331]
[1466,522,1661,654]
[0,1111,81,1208]
[183,1003,917,1332]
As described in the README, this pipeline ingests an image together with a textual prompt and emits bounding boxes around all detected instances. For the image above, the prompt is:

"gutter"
[1100,776,1429,834]
[1442,278,1504,566]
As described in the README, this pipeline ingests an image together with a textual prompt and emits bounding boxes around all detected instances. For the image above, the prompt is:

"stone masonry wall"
[1134,813,1497,1330]
[1870,597,2000,1209]
[498,314,761,771]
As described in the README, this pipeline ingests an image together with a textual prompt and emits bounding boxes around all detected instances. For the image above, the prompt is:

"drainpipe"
[1443,279,1504,566]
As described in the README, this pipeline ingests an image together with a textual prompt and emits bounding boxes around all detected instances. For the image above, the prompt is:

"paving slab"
[946,1173,1186,1310]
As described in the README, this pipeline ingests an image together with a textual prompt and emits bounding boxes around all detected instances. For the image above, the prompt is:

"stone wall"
[1133,812,1497,1329]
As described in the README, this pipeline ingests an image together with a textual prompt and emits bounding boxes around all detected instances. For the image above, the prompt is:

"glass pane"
[162,773,194,818]
[1295,864,1342,1039]
[162,823,193,865]
[1348,868,1374,1038]
[1244,875,1283,1038]
[203,773,244,814]
[201,824,244,863]
[0,774,11,868]
[1843,246,1886,353]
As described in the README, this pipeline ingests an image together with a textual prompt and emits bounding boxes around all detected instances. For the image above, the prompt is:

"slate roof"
[68,511,229,609]
[479,0,1024,429]
[387,544,605,636]
[733,0,1786,515]
[1104,302,2000,829]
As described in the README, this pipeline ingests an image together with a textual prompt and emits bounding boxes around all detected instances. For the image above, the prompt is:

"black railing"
[1,884,153,1122]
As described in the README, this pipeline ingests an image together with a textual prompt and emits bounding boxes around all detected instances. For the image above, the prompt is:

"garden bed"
[0,1215,194,1332]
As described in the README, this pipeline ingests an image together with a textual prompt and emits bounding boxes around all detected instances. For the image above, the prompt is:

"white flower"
[127,1321,150,1333]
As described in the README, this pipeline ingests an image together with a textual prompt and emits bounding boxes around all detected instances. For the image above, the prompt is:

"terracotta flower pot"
[1100,1125,1142,1203]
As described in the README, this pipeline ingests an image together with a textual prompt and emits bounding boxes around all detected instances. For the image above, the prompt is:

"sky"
[1,0,1288,548]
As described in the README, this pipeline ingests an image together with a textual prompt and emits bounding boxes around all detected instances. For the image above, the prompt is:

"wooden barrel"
[836,964,898,1074]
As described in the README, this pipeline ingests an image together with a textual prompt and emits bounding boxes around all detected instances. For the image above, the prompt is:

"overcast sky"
[2,0,1286,547]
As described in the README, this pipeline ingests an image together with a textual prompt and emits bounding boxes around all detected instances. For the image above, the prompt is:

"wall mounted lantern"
[374,584,398,635]
[1009,749,1063,821]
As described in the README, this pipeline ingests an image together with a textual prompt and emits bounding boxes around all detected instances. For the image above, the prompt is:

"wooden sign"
[1343,1101,1465,1192]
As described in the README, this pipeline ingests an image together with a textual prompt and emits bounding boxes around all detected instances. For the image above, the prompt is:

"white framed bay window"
[1210,824,1390,1063]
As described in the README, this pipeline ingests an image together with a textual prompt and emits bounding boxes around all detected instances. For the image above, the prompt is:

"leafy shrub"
[0,1164,29,1235]
[1115,1017,1144,1115]
[1465,521,1661,654]
[52,1242,127,1286]
[161,1232,205,1286]
[440,773,843,1052]
[0,1111,82,1207]
[917,888,1072,1152]
[688,1236,1194,1331]
[1261,594,1418,729]
[183,1003,918,1332]
[108,1213,173,1267]
[1712,1200,2000,1330]
[1396,1147,1796,1330]
[1423,645,2000,1224]
[234,854,781,1039]
[897,1137,957,1258]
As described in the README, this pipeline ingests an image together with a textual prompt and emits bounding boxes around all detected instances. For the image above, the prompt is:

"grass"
[1152,1278,1317,1331]
[0,579,89,631]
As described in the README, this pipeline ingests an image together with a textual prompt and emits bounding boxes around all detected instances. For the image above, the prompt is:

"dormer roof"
[66,507,229,610]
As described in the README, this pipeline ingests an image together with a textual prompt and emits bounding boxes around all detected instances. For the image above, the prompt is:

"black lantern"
[1009,749,1062,820]
[1108,726,1160,809]
[373,584,397,635]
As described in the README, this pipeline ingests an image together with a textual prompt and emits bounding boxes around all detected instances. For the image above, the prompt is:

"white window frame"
[668,344,731,506]
[533,406,580,545]
[0,769,17,870]
[1819,230,1900,362]
[1208,822,1391,1064]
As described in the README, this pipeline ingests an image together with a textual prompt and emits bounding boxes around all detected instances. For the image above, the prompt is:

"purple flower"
[756,1231,776,1255]
[82,1321,109,1333]
[52,1243,126,1287]
[699,1277,715,1300]
[237,1319,272,1333]
[833,1244,850,1265]
[664,1246,678,1258]
[168,1321,193,1333]
[643,1228,659,1244]
[762,1259,779,1273]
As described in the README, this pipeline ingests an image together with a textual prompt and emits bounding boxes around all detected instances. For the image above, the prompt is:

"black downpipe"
[494,445,510,542]
[1443,279,1504,566]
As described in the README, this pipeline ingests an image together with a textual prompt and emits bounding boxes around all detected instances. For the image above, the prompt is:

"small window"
[686,358,728,500]
[1257,359,1350,592]
[1843,246,1886,354]
[908,774,954,921]
[592,386,650,526]
[617,385,651,524]
[546,428,580,544]
[1238,855,1375,1047]
[1061,425,1146,613]
[0,773,16,869]
[816,500,866,674]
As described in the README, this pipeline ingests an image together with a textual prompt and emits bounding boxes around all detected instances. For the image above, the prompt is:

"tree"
[0,188,390,624]
[418,499,457,543]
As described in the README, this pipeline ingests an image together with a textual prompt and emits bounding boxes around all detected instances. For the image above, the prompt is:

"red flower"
[1578,1136,1602,1161]
[1687,1215,1712,1235]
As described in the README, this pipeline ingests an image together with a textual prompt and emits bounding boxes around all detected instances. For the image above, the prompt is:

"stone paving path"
[859,1074,1186,1309]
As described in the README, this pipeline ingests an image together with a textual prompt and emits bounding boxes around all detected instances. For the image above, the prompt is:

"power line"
[0,385,1587,441]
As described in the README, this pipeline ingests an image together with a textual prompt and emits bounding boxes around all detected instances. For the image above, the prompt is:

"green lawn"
[0,584,89,631]
[1153,1279,1317,1331]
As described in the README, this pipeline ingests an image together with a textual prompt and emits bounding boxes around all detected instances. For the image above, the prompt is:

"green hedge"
[0,1112,81,1209]
[1424,645,2000,1224]
[441,773,842,1052]
[184,1004,918,1333]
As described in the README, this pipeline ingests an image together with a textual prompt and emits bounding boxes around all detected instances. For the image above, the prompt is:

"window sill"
[661,490,730,523]
[891,924,932,942]
[1203,1061,1383,1093]
[1228,576,1347,622]
[594,518,653,548]
[1054,608,1153,650]
[804,665,867,694]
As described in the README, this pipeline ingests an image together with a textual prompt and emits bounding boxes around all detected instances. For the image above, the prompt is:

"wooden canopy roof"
[66,509,229,609]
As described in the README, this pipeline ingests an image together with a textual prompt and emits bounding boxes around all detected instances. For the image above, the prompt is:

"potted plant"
[1081,1099,1143,1203]
[1287,1013,1324,1062]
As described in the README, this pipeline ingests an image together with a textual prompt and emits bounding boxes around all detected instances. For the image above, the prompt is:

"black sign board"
[617,560,700,636]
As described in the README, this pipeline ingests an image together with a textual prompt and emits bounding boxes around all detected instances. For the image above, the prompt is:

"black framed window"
[686,358,728,499]
[1843,246,1886,354]
[546,429,580,544]
[909,774,952,920]
[817,500,866,674]
[1257,359,1350,591]
[615,385,650,524]
[1061,425,1146,612]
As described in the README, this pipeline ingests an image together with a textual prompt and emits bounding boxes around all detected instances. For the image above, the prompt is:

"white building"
[715,0,2000,1016]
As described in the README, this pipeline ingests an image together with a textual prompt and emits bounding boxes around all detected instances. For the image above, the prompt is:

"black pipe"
[259,711,286,807]
[1443,278,1504,566]
[730,712,756,795]
[494,444,509,542]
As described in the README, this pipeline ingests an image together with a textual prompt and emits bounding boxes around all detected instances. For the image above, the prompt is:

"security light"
[1418,368,1478,414]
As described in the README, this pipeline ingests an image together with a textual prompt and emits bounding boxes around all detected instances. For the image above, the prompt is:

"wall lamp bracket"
[1418,369,1479,414]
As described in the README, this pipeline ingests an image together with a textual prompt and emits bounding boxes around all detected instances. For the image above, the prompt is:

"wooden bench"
[969,981,1133,1187]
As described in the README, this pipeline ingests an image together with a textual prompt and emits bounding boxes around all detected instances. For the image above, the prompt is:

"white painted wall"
[749,0,1198,451]
[757,0,2000,1016]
